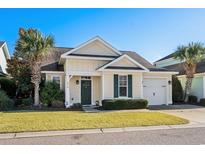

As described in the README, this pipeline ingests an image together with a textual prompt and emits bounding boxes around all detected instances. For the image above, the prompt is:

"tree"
[14,28,54,106]
[174,42,205,102]
[6,57,32,98]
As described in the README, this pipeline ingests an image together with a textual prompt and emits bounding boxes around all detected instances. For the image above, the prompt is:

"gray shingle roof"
[164,60,205,75]
[41,62,64,72]
[155,52,175,62]
[41,47,73,66]
[120,51,155,69]
[41,47,175,72]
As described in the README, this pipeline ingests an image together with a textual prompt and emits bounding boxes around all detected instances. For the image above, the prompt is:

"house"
[154,53,205,100]
[0,41,10,76]
[41,36,177,108]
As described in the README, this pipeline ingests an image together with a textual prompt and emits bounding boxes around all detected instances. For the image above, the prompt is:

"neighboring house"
[41,36,177,108]
[0,41,10,76]
[154,53,205,100]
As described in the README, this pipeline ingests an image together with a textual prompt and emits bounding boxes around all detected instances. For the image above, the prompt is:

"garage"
[143,78,167,105]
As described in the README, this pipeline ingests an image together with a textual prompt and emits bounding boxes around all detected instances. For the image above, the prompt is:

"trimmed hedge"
[15,97,33,107]
[188,95,198,103]
[199,98,205,106]
[0,90,14,111]
[102,99,148,110]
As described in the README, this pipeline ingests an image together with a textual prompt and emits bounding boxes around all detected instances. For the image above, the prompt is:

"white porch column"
[101,72,104,104]
[65,75,73,108]
[140,73,143,99]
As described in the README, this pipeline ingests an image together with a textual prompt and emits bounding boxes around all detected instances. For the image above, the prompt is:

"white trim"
[61,55,115,61]
[65,75,73,108]
[100,69,148,73]
[144,76,169,79]
[61,36,122,57]
[148,71,178,74]
[98,54,149,71]
[1,42,10,59]
[67,71,101,76]
[178,72,205,78]
[101,72,104,101]
[41,71,65,74]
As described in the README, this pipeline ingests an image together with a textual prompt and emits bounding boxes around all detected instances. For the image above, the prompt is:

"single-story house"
[154,53,205,100]
[0,41,10,76]
[41,36,177,108]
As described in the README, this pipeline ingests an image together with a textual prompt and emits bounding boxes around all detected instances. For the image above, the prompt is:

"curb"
[1,123,205,140]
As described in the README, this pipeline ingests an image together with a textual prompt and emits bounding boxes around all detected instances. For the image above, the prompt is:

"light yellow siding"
[92,76,101,104]
[110,57,137,67]
[73,40,119,56]
[69,76,80,103]
[67,59,108,74]
[103,73,114,99]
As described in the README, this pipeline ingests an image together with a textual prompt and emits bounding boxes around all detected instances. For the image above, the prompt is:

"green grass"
[0,111,189,133]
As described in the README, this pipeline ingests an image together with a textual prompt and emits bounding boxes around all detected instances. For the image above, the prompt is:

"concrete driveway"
[150,104,205,124]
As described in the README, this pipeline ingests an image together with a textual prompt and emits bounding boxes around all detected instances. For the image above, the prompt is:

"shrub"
[15,97,33,107]
[0,90,14,111]
[0,77,16,98]
[102,99,148,110]
[172,76,183,102]
[199,98,205,106]
[40,82,64,107]
[188,95,198,103]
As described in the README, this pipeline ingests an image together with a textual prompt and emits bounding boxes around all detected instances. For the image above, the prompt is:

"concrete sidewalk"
[1,122,205,140]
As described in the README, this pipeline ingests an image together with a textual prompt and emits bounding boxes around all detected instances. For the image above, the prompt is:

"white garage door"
[143,78,167,105]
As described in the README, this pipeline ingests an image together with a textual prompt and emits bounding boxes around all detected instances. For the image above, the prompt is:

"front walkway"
[82,106,100,113]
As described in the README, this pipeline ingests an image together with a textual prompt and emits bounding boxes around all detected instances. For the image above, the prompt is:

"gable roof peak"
[61,36,122,57]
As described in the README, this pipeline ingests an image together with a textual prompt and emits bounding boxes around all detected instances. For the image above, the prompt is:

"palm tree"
[15,28,54,106]
[174,42,205,102]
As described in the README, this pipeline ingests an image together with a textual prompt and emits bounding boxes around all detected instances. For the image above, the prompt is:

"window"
[81,76,91,80]
[119,75,127,97]
[53,76,60,86]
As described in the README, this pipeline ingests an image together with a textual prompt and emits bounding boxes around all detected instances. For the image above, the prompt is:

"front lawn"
[0,111,188,133]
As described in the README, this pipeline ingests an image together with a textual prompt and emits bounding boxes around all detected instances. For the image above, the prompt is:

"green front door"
[81,80,91,105]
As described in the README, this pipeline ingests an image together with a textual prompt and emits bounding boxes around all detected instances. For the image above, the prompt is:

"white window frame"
[118,75,128,98]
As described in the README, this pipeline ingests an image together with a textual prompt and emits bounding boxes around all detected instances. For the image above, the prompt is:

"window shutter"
[128,74,132,98]
[114,74,118,98]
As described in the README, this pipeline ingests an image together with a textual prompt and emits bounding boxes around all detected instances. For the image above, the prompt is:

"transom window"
[53,76,60,86]
[119,75,127,97]
[81,76,91,80]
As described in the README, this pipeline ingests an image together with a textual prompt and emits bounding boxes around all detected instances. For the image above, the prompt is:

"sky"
[1,8,205,62]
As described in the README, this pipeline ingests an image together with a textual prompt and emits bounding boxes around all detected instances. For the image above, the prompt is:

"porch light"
[168,80,172,85]
[76,80,79,85]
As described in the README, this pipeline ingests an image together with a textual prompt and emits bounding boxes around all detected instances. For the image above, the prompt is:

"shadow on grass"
[149,104,204,110]
[2,106,83,113]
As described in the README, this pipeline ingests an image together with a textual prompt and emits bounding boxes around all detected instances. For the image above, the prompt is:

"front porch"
[64,75,102,108]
